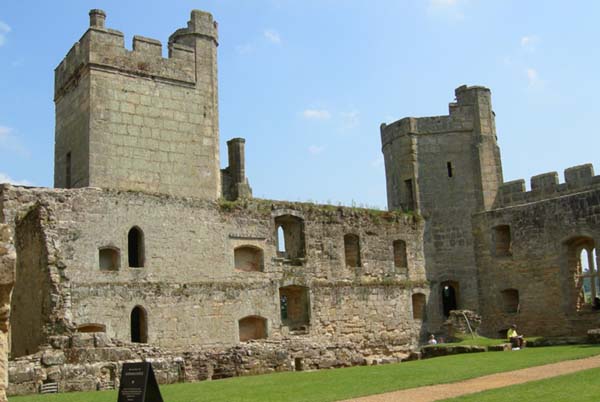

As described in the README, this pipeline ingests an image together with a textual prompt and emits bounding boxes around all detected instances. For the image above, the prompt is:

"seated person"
[427,334,437,345]
[507,324,525,349]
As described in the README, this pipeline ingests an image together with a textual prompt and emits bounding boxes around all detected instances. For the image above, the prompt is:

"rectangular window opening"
[447,161,453,178]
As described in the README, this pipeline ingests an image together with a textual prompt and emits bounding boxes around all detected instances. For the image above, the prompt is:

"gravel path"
[340,354,600,402]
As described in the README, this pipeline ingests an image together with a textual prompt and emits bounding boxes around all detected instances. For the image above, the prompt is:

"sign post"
[117,362,164,402]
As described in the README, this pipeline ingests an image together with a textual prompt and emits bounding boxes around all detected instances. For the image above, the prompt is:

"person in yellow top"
[507,324,525,349]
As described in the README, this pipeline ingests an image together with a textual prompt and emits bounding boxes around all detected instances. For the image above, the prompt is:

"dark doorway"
[131,306,148,343]
[441,281,458,317]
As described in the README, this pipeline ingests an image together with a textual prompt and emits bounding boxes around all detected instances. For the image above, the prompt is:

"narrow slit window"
[404,179,415,211]
[447,161,453,178]
[66,152,72,188]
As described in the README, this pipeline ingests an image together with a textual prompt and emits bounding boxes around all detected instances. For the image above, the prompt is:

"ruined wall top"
[495,163,600,207]
[380,85,492,148]
[54,9,219,100]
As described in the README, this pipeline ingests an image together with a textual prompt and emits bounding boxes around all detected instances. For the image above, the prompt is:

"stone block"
[70,333,95,348]
[42,350,66,366]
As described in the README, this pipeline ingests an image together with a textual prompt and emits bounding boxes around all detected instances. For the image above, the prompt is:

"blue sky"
[1,0,600,209]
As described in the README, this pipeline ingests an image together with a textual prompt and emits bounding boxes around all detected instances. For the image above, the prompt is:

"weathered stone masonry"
[1,184,427,395]
[4,6,600,398]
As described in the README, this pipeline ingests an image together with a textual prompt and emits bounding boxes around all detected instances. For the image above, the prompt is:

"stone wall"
[1,184,428,386]
[8,331,412,397]
[0,225,16,402]
[473,187,600,338]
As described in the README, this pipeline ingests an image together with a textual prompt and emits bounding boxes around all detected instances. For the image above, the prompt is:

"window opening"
[412,293,426,320]
[277,226,285,253]
[130,306,148,343]
[447,161,453,178]
[279,285,310,330]
[234,246,264,272]
[99,247,120,271]
[238,316,267,341]
[128,227,145,268]
[393,240,408,269]
[579,247,598,306]
[344,234,361,267]
[403,179,415,211]
[493,225,511,256]
[441,281,458,317]
[65,152,72,188]
[501,289,519,314]
[274,215,306,260]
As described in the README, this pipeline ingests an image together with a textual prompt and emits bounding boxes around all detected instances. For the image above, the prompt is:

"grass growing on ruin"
[10,345,600,402]
[443,366,600,402]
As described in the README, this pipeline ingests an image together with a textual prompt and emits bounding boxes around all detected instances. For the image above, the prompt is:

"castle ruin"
[0,8,599,398]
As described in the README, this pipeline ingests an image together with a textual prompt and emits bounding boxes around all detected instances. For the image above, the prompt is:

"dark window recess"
[447,161,453,178]
[65,152,72,188]
[404,179,415,211]
[131,306,148,343]
[128,227,145,268]
[441,281,459,317]
[494,225,512,256]
[344,234,361,267]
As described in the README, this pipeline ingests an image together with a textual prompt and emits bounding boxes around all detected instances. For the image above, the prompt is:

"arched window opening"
[234,246,264,272]
[128,226,145,268]
[131,306,148,343]
[279,285,310,331]
[412,293,426,320]
[441,281,459,318]
[274,215,305,260]
[344,234,361,267]
[567,237,600,311]
[99,247,120,271]
[493,225,511,257]
[501,289,519,314]
[77,323,106,333]
[277,226,285,253]
[393,240,408,269]
[238,316,267,341]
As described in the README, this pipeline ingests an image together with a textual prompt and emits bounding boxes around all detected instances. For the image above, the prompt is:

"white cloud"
[0,21,11,47]
[526,67,543,88]
[264,29,281,44]
[340,110,360,131]
[308,145,325,155]
[0,126,30,157]
[427,0,468,20]
[0,172,32,186]
[302,109,331,120]
[520,35,540,51]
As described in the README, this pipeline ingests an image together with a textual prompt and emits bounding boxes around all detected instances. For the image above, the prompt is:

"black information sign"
[117,362,164,402]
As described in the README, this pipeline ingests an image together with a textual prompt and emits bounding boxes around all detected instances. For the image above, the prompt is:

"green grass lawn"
[443,366,600,402]
[10,345,600,402]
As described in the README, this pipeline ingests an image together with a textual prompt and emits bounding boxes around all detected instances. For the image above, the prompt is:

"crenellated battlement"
[380,85,491,148]
[55,9,198,101]
[54,9,222,200]
[496,163,600,207]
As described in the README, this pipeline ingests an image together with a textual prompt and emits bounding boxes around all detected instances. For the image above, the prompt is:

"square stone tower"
[380,85,504,329]
[54,9,221,199]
